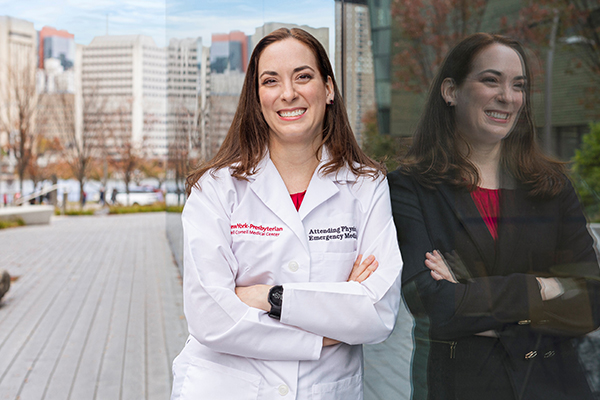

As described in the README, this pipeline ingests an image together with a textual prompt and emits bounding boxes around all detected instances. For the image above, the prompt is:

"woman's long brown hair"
[186,28,384,195]
[402,33,566,198]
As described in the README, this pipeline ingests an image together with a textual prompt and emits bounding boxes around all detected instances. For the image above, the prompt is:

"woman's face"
[257,38,333,149]
[446,43,526,149]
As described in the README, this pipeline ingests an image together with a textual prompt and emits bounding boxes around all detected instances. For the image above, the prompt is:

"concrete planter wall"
[0,205,54,225]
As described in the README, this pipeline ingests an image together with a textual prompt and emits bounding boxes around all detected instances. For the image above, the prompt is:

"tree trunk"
[79,181,85,210]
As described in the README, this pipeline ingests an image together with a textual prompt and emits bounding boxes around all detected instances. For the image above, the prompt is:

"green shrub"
[572,122,600,221]
[166,205,184,213]
[108,202,167,214]
[0,218,25,229]
[55,208,95,216]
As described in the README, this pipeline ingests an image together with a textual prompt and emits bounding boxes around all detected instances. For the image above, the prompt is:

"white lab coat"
[171,152,403,400]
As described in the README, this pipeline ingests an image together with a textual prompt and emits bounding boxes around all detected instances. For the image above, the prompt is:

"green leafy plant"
[572,122,600,221]
[0,218,25,229]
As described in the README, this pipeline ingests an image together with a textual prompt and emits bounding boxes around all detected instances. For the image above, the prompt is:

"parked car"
[114,188,159,206]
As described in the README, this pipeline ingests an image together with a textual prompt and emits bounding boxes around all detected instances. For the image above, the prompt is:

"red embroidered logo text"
[231,223,283,237]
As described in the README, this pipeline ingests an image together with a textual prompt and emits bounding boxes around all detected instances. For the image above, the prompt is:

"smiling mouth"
[278,109,306,118]
[485,111,509,120]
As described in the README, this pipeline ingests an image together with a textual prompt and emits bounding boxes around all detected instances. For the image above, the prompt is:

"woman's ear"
[326,76,334,104]
[441,78,457,106]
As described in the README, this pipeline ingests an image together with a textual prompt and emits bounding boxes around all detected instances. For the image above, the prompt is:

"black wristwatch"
[268,285,283,320]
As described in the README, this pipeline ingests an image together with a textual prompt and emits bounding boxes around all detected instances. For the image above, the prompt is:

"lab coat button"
[288,261,299,272]
[278,384,289,396]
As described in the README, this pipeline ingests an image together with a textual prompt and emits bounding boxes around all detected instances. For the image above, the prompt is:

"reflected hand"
[425,250,458,283]
[347,254,378,283]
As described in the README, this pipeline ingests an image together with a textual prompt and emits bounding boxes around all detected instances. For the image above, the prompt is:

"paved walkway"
[0,213,187,400]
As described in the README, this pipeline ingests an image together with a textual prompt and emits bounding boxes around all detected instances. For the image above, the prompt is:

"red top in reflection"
[471,187,500,240]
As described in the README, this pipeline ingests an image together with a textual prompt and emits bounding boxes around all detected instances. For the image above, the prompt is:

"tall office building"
[210,31,248,73]
[207,70,244,158]
[335,0,376,144]
[250,22,329,57]
[198,46,210,161]
[0,16,37,178]
[81,35,167,157]
[167,37,213,162]
[207,31,248,159]
[38,26,75,70]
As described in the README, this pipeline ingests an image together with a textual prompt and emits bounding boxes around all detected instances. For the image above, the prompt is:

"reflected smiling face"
[443,43,526,150]
[257,38,334,149]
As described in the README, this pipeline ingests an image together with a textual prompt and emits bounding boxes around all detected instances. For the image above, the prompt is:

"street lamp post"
[544,9,560,155]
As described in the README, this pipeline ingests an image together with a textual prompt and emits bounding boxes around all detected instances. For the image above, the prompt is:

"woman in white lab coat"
[171,28,403,400]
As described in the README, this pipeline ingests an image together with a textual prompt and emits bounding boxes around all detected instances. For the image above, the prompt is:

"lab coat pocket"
[179,358,262,400]
[311,252,356,282]
[312,373,363,400]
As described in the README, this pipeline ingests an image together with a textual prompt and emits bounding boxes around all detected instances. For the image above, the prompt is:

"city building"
[207,69,244,158]
[36,57,75,93]
[167,37,201,156]
[0,16,37,183]
[210,31,248,73]
[250,22,329,57]
[335,0,375,144]
[166,36,212,177]
[81,35,167,157]
[37,26,75,70]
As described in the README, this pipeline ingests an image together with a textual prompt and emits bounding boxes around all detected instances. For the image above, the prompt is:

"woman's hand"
[347,254,378,283]
[425,250,458,283]
[235,284,272,312]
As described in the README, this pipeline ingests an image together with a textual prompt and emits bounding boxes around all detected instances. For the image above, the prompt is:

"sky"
[0,0,335,48]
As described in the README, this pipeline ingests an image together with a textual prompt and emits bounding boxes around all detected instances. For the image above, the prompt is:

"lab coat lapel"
[249,157,310,253]
[297,169,340,221]
[438,184,496,274]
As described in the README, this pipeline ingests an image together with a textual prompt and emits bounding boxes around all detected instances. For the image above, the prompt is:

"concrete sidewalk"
[0,213,187,400]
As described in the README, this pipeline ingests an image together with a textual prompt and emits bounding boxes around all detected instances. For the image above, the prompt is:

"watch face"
[270,286,283,306]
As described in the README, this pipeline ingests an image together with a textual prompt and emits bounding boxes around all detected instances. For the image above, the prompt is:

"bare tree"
[0,61,39,193]
[106,100,158,205]
[391,0,490,93]
[47,82,109,208]
[167,104,197,203]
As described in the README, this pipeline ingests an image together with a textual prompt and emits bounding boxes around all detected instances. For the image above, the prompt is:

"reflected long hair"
[402,33,565,197]
[186,28,383,195]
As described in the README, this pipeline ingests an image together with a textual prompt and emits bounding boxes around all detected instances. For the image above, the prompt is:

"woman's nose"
[280,81,297,102]
[497,84,521,104]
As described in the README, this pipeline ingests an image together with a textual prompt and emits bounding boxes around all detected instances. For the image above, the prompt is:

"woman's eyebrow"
[259,70,278,79]
[477,69,526,80]
[293,65,314,73]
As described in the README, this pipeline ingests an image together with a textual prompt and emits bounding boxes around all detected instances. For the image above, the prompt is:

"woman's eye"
[262,78,276,85]
[514,82,525,91]
[297,73,312,81]
[482,77,497,84]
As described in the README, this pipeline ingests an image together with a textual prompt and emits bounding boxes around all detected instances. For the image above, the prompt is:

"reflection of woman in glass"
[388,33,600,399]
[170,28,403,400]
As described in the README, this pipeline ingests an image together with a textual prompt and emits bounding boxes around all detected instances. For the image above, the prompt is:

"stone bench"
[0,205,54,225]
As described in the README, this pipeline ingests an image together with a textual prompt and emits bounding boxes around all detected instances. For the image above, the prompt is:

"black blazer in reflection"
[388,169,600,400]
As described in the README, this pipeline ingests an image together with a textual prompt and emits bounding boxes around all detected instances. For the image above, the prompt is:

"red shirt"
[471,187,500,240]
[290,191,307,211]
